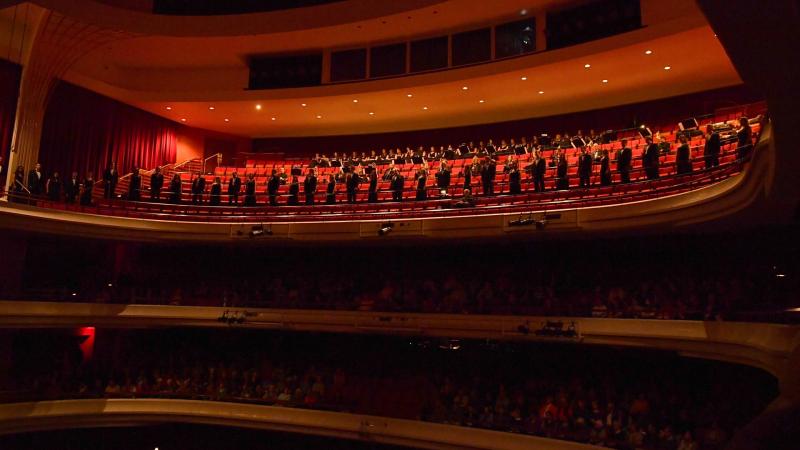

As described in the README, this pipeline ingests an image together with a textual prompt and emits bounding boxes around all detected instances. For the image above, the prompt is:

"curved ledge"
[0,398,600,450]
[1,301,797,384]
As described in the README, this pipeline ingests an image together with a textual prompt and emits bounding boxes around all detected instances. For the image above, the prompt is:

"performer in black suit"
[304,169,317,205]
[103,162,119,199]
[191,174,206,204]
[64,171,80,204]
[735,116,752,160]
[599,150,612,186]
[46,172,61,201]
[325,174,336,204]
[643,136,660,180]
[578,148,593,188]
[287,175,299,205]
[415,166,428,200]
[227,171,241,205]
[617,140,632,184]
[367,168,378,203]
[209,177,222,206]
[346,170,360,204]
[129,168,142,201]
[150,167,164,201]
[704,125,721,169]
[168,173,182,203]
[505,156,521,195]
[390,169,404,202]
[27,163,45,196]
[461,160,473,191]
[267,170,280,206]
[676,135,692,175]
[435,159,451,195]
[532,150,546,192]
[80,172,94,206]
[244,173,257,206]
[480,156,496,196]
[555,150,569,190]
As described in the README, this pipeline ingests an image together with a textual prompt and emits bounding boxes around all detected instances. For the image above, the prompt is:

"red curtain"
[39,81,177,178]
[0,58,21,179]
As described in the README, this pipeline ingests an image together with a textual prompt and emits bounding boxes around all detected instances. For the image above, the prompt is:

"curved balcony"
[0,398,599,450]
[0,121,771,242]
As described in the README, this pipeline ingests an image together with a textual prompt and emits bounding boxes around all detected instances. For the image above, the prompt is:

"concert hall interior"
[0,1,798,449]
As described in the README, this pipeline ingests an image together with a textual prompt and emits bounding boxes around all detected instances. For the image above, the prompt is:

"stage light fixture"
[378,223,395,236]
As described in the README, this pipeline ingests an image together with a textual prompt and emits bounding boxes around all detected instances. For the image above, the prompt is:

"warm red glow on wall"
[75,327,96,361]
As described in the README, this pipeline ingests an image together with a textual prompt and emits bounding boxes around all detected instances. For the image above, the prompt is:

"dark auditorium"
[0,1,798,449]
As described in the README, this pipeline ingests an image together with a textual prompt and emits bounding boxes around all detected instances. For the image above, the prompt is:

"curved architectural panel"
[0,399,599,450]
[1,301,797,382]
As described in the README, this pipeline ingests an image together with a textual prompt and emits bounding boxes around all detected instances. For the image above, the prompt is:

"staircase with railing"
[94,158,204,200]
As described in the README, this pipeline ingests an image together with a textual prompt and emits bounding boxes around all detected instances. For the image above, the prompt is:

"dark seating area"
[2,329,778,450]
[14,229,799,323]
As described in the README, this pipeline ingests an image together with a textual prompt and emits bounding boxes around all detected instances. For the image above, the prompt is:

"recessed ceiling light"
[645,50,653,55]
[602,79,608,83]
[316,115,322,119]
[520,76,527,81]
[369,112,374,115]
[664,65,671,70]
[165,106,172,110]
[479,99,485,103]
[422,106,428,110]
[255,104,262,110]
[271,117,276,121]
[407,94,413,98]
[180,118,187,122]
[224,118,229,122]
[538,90,544,94]
[301,103,307,107]
[520,9,527,15]
[353,99,358,103]
[584,64,591,68]
[208,106,215,110]
[462,86,468,90]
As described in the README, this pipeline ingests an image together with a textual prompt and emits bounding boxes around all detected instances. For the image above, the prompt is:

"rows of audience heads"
[6,330,777,450]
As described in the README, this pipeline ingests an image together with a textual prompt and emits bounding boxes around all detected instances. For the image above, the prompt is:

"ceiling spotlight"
[165,106,172,110]
[208,106,215,110]
[538,90,544,94]
[353,99,358,103]
[369,112,375,115]
[255,104,262,110]
[462,86,468,90]
[664,65,671,70]
[520,9,527,15]
[301,103,307,107]
[180,118,187,122]
[316,115,322,119]
[521,76,527,81]
[224,118,230,122]
[645,50,653,55]
[271,117,276,121]
[602,79,608,83]
[584,64,591,68]
[407,94,413,98]
[422,106,428,110]
[479,99,485,103]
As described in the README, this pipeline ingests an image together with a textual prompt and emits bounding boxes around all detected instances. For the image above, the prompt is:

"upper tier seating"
[8,102,766,222]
